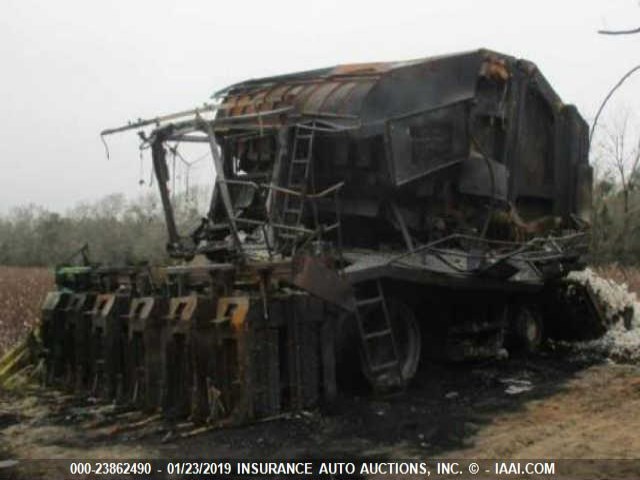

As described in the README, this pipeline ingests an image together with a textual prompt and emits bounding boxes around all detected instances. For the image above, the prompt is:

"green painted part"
[55,266,92,276]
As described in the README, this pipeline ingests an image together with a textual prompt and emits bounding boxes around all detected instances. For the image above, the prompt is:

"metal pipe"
[214,107,293,123]
[200,118,245,259]
[101,104,219,136]
[150,135,180,249]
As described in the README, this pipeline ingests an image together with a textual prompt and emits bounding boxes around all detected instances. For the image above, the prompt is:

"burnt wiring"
[137,138,152,186]
[137,131,155,187]
[139,150,144,185]
[470,133,498,239]
[167,144,211,199]
[100,134,110,160]
[137,132,213,197]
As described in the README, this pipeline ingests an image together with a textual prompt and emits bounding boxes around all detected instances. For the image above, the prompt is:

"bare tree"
[598,26,640,35]
[597,113,640,240]
[598,2,640,36]
[590,64,640,148]
[591,4,640,144]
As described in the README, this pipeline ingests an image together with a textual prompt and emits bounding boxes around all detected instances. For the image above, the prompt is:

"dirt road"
[1,351,639,478]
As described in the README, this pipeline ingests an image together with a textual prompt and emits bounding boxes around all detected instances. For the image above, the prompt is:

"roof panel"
[214,49,562,130]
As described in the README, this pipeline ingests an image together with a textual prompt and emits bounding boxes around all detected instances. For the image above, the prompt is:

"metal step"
[364,329,392,340]
[356,296,383,307]
[279,232,300,240]
[370,360,400,373]
[276,122,317,245]
[352,279,404,387]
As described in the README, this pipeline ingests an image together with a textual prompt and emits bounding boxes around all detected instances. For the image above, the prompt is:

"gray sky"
[1,0,639,213]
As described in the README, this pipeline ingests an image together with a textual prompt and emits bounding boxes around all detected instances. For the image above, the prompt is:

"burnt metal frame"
[383,232,587,279]
[101,53,588,284]
[133,110,349,261]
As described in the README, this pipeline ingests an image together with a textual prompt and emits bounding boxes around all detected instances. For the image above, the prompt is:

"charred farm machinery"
[39,49,605,425]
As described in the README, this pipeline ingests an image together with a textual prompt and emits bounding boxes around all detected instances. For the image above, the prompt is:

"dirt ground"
[1,265,639,478]
[1,349,639,478]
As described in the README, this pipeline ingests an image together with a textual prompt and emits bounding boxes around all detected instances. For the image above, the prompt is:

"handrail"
[387,232,588,273]
[218,178,344,199]
[100,104,219,137]
[211,177,345,256]
[100,105,294,137]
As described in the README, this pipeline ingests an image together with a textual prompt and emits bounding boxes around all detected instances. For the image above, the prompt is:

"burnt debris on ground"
[0,349,599,460]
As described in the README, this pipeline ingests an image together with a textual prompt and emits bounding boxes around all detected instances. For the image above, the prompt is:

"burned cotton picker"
[40,48,607,425]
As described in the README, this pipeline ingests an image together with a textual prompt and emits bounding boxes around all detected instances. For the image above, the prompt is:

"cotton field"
[0,267,53,356]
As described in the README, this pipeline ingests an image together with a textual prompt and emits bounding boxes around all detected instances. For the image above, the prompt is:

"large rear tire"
[359,297,421,387]
[336,296,422,389]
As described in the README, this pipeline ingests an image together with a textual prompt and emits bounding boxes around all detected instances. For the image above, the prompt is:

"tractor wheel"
[359,297,421,387]
[509,305,544,353]
[336,297,422,390]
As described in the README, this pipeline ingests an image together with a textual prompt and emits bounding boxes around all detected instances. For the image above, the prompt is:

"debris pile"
[564,268,640,363]
[568,268,637,321]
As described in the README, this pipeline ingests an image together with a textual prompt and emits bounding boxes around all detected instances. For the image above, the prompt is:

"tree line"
[0,188,209,267]
[590,111,640,264]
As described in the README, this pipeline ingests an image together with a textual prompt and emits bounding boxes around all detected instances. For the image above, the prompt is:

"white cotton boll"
[577,318,640,363]
[566,268,640,363]
[568,268,637,318]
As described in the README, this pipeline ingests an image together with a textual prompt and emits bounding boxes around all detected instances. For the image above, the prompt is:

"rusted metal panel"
[317,81,359,114]
[387,102,469,185]
[70,292,96,391]
[41,291,71,383]
[127,296,169,411]
[163,295,215,419]
[90,292,132,400]
[303,81,343,114]
[289,295,324,408]
[291,255,356,312]
[215,50,506,131]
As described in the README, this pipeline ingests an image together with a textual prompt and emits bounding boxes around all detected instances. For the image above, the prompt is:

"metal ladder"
[278,123,316,242]
[353,279,404,388]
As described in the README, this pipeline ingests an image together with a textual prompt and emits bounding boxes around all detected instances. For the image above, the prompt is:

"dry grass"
[0,266,53,356]
[593,264,640,297]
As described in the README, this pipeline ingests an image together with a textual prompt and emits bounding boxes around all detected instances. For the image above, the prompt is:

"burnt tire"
[336,297,421,389]
[508,305,544,354]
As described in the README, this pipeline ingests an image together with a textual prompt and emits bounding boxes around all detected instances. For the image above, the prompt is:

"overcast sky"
[1,0,640,213]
